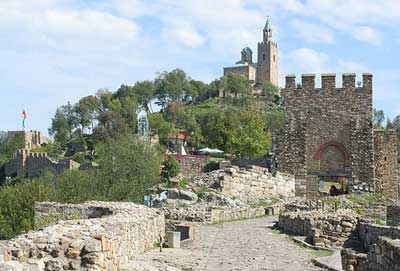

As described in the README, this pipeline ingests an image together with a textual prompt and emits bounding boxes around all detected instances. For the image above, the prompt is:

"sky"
[1,0,400,135]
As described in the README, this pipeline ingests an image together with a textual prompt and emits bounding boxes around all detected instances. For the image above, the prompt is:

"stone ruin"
[278,198,400,271]
[4,149,80,178]
[0,202,164,271]
[3,130,80,178]
[274,73,398,199]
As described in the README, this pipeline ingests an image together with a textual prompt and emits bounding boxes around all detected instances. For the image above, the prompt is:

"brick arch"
[314,141,350,162]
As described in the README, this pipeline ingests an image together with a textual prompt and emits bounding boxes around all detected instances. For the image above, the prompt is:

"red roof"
[167,131,186,140]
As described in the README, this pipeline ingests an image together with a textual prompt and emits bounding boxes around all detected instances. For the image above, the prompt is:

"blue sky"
[1,0,400,135]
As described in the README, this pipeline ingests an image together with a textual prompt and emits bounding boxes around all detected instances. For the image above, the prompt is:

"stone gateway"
[274,73,398,198]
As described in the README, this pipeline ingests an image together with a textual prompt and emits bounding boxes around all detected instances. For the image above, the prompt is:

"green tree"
[261,82,280,102]
[226,110,272,158]
[93,111,128,142]
[161,157,180,181]
[201,110,227,149]
[75,95,100,131]
[0,180,49,239]
[133,81,155,113]
[148,113,174,145]
[41,171,97,204]
[95,134,162,202]
[222,74,252,97]
[155,69,189,107]
[373,109,385,129]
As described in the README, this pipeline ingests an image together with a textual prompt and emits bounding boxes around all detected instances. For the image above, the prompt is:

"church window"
[263,54,265,61]
[273,55,276,62]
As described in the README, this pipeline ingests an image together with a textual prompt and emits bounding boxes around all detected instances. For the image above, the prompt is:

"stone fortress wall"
[374,129,399,198]
[0,202,165,271]
[274,73,398,199]
[220,166,295,202]
[4,149,80,178]
[7,130,49,150]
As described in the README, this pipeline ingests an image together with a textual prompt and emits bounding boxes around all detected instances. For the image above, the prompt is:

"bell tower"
[256,18,279,86]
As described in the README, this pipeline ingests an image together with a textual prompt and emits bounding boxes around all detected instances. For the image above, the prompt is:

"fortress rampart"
[4,149,80,178]
[274,73,397,198]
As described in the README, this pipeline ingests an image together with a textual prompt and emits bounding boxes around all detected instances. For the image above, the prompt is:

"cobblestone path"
[126,216,324,271]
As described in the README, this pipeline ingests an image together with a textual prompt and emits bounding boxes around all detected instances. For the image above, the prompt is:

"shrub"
[161,157,180,181]
[203,161,220,172]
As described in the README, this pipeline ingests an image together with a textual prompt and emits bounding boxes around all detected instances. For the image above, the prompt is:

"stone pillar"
[167,231,181,248]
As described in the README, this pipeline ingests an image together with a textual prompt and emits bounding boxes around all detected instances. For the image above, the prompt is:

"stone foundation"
[341,249,368,271]
[278,210,358,248]
[0,202,165,271]
[163,205,265,224]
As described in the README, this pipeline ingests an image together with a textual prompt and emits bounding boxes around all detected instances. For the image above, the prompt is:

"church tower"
[256,18,279,86]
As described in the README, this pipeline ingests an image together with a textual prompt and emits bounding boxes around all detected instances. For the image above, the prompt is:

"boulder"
[179,190,198,202]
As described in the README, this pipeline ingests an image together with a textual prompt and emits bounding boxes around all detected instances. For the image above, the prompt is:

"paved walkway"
[125,216,324,271]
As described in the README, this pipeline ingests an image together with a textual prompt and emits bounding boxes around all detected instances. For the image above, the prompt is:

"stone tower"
[256,18,279,86]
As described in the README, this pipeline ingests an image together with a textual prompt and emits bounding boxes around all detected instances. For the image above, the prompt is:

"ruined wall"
[387,205,400,226]
[374,129,399,198]
[368,237,400,271]
[163,205,265,223]
[202,166,296,202]
[4,149,80,178]
[358,222,400,249]
[0,202,165,271]
[275,73,374,196]
[278,209,359,248]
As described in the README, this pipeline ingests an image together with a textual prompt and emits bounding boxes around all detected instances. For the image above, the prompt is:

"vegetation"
[0,134,162,239]
[161,157,180,181]
[0,68,284,239]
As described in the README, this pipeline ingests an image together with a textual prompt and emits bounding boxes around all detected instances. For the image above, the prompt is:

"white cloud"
[289,48,329,72]
[337,60,367,73]
[43,10,138,41]
[290,20,335,44]
[353,26,383,45]
[162,26,205,48]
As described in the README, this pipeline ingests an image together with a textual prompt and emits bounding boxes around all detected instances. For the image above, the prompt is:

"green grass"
[249,197,280,208]
[178,179,189,189]
[293,240,334,258]
[312,249,334,258]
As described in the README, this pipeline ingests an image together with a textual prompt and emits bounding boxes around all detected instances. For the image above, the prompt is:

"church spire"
[264,17,270,31]
[263,16,272,42]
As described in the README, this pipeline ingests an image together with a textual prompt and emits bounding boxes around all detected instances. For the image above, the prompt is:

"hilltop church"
[223,18,279,87]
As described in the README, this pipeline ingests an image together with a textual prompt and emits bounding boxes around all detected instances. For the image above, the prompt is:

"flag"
[22,109,27,129]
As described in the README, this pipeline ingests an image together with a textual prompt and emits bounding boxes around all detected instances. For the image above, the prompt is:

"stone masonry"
[374,129,399,198]
[4,149,80,178]
[192,166,295,203]
[0,201,165,271]
[7,130,49,150]
[274,73,399,198]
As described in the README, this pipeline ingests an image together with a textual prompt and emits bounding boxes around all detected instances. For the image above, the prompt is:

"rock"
[167,189,180,199]
[166,189,198,202]
[179,190,198,202]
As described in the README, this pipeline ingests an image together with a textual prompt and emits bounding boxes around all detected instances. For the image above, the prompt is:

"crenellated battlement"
[28,152,48,159]
[258,41,278,48]
[285,73,372,93]
[12,149,29,159]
